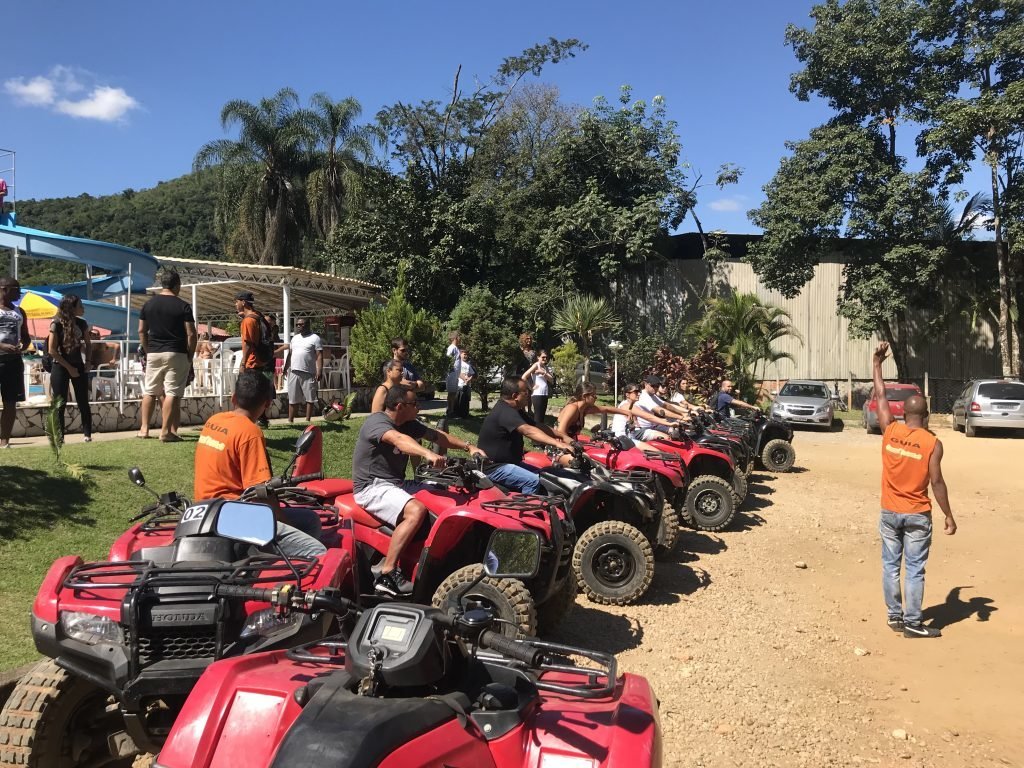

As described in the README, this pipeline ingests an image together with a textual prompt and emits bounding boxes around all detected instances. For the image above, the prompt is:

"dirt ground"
[550,423,1023,768]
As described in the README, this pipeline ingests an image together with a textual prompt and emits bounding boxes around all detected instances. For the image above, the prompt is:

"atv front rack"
[63,555,320,592]
[641,449,684,466]
[480,495,561,520]
[608,468,655,485]
[416,459,481,490]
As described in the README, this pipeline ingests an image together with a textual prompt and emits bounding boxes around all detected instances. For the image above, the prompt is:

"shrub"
[551,341,583,398]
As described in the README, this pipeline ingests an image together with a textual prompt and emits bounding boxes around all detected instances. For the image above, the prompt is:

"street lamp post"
[608,340,623,403]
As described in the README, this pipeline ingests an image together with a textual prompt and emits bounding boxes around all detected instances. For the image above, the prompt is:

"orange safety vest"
[881,422,937,513]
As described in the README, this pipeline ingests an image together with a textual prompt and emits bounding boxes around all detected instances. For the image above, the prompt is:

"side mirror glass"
[294,429,316,457]
[483,530,541,579]
[215,502,276,546]
[128,467,146,487]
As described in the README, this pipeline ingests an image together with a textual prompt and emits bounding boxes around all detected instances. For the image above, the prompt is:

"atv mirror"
[215,502,276,547]
[294,429,316,457]
[128,467,146,487]
[483,530,542,579]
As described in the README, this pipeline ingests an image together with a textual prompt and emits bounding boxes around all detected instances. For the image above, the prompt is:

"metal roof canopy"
[139,256,381,338]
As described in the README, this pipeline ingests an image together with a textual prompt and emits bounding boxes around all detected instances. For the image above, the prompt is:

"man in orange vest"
[872,342,956,638]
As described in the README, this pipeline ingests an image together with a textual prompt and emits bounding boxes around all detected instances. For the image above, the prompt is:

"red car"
[863,382,923,434]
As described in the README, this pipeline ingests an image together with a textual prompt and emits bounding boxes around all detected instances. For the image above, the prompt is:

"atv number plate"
[181,504,209,523]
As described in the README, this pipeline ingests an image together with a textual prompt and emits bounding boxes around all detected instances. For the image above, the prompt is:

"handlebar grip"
[479,631,542,665]
[290,472,324,485]
[215,584,278,602]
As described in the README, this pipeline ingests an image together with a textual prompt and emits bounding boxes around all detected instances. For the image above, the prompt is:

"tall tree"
[194,88,311,266]
[305,93,374,241]
[448,286,519,409]
[918,0,1024,375]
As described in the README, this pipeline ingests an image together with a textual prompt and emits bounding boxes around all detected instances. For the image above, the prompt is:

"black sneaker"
[887,617,905,633]
[374,567,414,597]
[257,416,270,428]
[903,623,941,638]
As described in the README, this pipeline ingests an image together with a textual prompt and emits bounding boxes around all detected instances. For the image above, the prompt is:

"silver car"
[952,379,1024,437]
[770,380,834,428]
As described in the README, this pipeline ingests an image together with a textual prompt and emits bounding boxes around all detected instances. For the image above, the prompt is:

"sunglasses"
[400,399,420,409]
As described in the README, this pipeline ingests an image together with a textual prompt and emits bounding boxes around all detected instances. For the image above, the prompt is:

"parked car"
[770,380,834,428]
[576,358,612,393]
[952,379,1024,437]
[863,382,923,434]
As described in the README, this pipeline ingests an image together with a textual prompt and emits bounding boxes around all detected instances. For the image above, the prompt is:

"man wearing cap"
[236,292,275,425]
[635,375,689,435]
[712,380,758,419]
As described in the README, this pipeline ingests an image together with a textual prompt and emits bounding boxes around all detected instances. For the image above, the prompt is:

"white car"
[770,380,834,428]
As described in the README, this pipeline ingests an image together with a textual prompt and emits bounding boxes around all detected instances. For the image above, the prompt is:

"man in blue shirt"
[713,379,758,418]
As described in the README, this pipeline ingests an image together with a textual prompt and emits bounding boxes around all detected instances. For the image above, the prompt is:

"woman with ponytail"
[47,294,93,442]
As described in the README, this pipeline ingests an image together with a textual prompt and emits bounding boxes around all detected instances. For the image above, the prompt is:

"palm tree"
[305,93,374,240]
[552,295,621,384]
[194,88,311,265]
[693,293,801,396]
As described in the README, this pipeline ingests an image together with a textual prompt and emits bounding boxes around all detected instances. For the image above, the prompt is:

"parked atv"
[153,528,662,768]
[0,433,353,765]
[521,444,662,606]
[695,409,797,474]
[292,429,576,639]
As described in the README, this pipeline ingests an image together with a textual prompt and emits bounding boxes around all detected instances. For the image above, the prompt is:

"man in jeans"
[872,342,956,638]
[138,270,197,442]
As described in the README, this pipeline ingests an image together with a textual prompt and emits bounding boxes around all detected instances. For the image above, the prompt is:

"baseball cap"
[644,375,663,386]
[235,291,255,303]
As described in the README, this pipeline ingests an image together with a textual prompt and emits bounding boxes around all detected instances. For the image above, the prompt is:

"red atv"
[602,426,744,532]
[0,432,353,766]
[153,528,662,768]
[293,427,577,638]
[521,444,664,606]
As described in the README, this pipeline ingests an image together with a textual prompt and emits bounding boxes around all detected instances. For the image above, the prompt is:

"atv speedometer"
[60,611,124,645]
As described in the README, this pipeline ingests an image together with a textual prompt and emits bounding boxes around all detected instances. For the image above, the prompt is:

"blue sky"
[2,1,982,237]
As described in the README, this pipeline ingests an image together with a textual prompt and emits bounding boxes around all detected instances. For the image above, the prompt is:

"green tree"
[551,294,620,384]
[918,0,1024,375]
[305,93,374,242]
[448,286,519,409]
[550,342,583,399]
[349,263,445,387]
[690,293,800,397]
[193,88,311,266]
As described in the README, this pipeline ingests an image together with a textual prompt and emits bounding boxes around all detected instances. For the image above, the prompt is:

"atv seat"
[334,494,438,535]
[270,671,456,768]
[537,470,579,497]
[301,478,353,502]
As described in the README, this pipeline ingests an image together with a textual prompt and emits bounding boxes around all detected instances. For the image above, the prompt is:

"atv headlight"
[240,608,302,641]
[60,612,124,645]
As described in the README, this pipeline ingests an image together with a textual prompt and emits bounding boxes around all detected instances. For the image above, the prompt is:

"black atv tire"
[730,471,748,507]
[743,459,754,478]
[760,438,796,473]
[0,659,137,768]
[685,475,736,531]
[573,521,654,606]
[655,501,682,560]
[432,565,537,638]
[535,576,578,636]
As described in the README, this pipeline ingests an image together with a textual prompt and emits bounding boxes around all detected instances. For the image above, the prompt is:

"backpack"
[253,314,275,366]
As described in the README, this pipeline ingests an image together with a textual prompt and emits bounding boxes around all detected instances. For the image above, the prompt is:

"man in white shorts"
[352,384,486,596]
[283,318,323,422]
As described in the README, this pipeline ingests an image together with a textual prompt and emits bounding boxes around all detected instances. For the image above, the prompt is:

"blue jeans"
[274,506,326,559]
[879,510,933,625]
[486,462,542,494]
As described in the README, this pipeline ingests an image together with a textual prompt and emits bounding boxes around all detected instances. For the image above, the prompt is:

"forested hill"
[7,171,223,285]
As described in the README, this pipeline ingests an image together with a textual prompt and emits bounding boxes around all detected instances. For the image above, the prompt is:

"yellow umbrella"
[16,290,61,320]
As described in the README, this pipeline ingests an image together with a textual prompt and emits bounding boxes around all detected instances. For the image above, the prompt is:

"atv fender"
[569,483,652,529]
[31,555,83,625]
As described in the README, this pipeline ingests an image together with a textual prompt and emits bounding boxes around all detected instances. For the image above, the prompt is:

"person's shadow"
[921,586,997,629]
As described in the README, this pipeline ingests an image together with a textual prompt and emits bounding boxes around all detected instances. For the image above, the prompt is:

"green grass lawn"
[0,414,490,670]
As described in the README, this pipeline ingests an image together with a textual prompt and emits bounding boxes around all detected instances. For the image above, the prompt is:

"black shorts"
[0,356,25,403]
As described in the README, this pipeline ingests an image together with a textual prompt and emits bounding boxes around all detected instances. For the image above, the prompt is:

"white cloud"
[58,87,139,121]
[3,66,139,122]
[4,76,55,106]
[709,198,743,212]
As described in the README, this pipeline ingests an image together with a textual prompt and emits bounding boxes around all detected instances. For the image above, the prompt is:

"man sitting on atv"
[635,376,691,437]
[194,370,327,559]
[712,379,759,418]
[353,384,486,597]
[478,376,574,494]
[612,383,683,440]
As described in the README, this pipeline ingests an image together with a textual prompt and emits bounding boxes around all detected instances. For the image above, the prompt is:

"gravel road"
[549,425,1022,768]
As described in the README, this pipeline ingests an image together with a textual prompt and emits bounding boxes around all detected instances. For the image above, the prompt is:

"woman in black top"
[48,294,93,442]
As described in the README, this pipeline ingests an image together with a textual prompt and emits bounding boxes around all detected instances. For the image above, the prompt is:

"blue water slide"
[0,211,158,337]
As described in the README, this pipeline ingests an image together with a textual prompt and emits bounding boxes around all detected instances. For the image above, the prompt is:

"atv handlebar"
[479,630,543,666]
[214,583,354,615]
